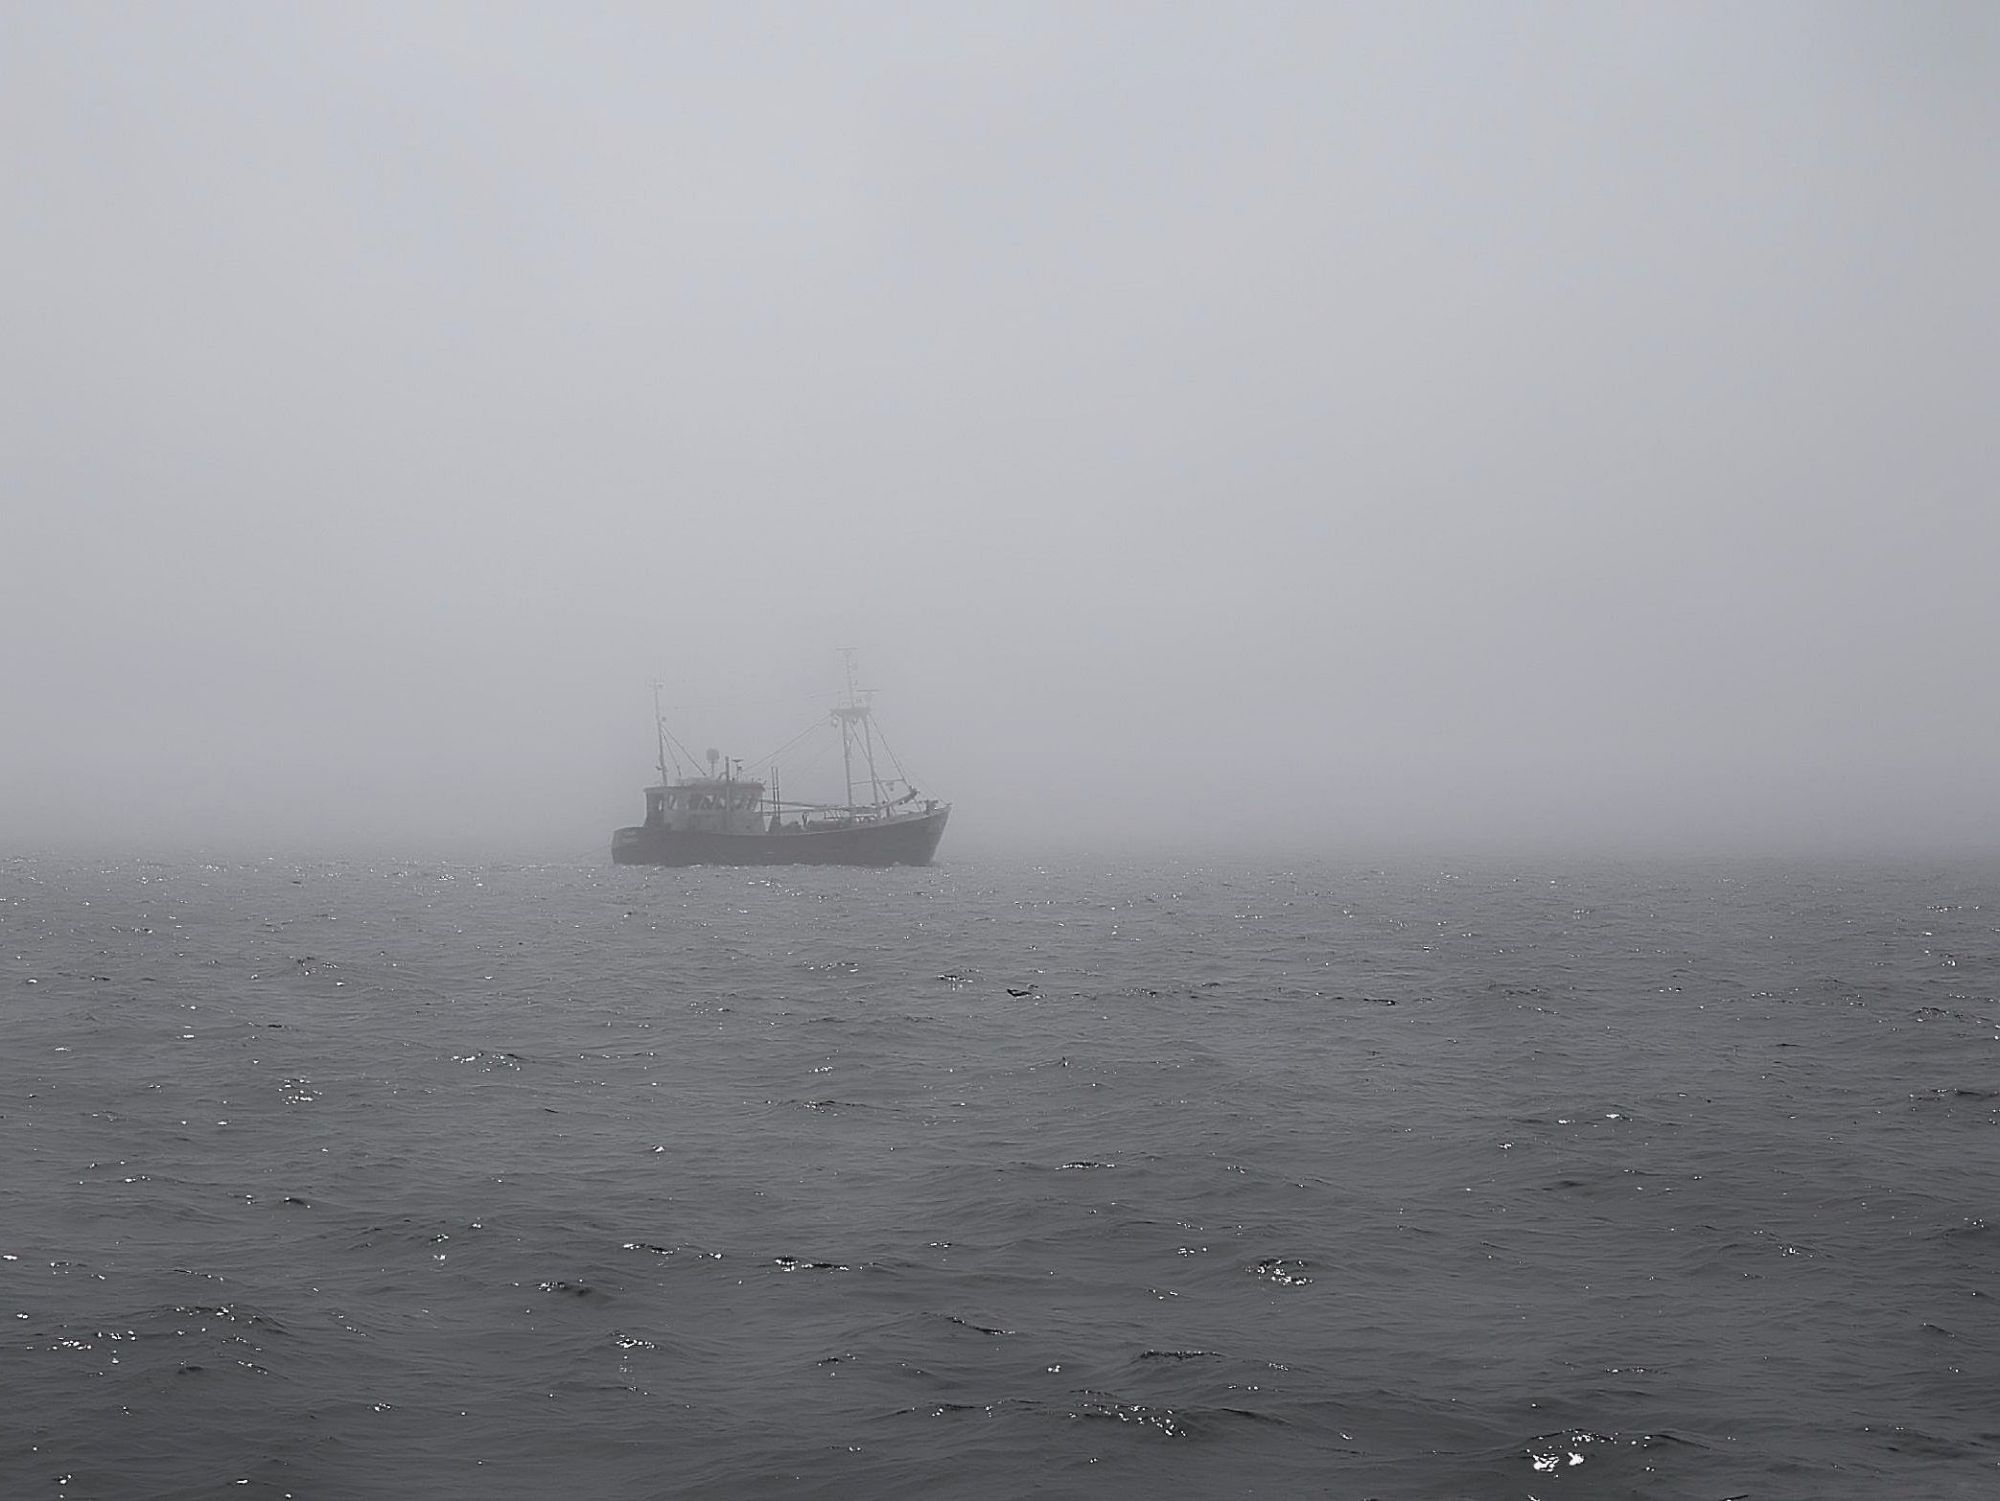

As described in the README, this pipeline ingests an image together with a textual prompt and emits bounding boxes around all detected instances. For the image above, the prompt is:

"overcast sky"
[3,2,1995,858]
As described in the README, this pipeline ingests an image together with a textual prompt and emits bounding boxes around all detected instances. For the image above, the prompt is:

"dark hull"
[611,806,949,867]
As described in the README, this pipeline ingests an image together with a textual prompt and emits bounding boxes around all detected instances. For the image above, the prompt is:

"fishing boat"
[611,655,950,867]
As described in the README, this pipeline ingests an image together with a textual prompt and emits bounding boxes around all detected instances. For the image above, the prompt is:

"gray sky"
[4,2,1995,858]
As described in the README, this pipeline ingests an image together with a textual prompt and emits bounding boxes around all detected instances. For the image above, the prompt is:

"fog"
[4,2,1994,859]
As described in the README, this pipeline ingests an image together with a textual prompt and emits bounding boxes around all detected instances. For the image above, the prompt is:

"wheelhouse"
[644,777,767,834]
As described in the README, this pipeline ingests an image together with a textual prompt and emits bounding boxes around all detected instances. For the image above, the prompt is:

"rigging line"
[870,717,921,789]
[656,725,686,779]
[788,736,837,775]
[663,726,704,775]
[661,691,817,712]
[650,685,687,780]
[750,718,826,773]
[752,736,832,788]
[780,737,837,784]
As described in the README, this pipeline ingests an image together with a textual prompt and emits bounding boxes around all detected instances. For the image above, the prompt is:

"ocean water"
[3,852,1998,1499]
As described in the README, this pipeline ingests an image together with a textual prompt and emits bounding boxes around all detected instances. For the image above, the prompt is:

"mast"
[651,681,670,785]
[838,711,856,815]
[829,649,901,815]
[835,647,861,814]
[860,702,883,811]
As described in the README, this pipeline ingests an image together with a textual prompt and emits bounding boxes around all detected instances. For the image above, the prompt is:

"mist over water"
[3,2,1995,859]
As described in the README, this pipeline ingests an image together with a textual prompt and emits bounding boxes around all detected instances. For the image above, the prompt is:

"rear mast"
[834,647,861,814]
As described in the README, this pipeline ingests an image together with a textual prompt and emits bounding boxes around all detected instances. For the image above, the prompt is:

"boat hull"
[611,806,949,867]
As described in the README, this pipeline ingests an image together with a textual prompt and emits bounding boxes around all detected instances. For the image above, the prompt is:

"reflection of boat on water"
[611,655,950,868]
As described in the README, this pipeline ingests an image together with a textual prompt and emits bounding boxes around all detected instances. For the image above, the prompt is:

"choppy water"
[3,853,1998,1499]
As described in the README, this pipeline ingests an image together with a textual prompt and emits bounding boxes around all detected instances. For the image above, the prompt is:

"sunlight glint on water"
[3,854,1998,1499]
